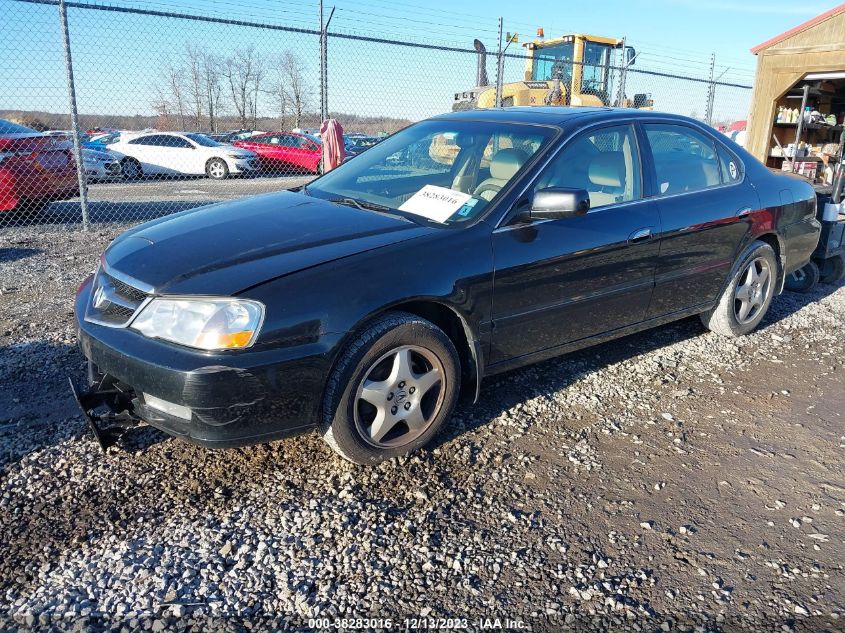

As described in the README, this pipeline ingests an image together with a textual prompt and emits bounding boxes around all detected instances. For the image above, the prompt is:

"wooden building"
[746,4,845,171]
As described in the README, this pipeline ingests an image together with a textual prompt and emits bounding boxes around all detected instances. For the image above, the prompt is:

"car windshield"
[307,120,554,226]
[185,133,220,147]
[0,120,37,135]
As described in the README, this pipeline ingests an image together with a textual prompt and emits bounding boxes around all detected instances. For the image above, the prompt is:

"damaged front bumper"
[73,277,338,450]
[68,371,141,450]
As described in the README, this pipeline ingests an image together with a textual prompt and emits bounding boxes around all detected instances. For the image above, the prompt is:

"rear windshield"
[0,120,37,135]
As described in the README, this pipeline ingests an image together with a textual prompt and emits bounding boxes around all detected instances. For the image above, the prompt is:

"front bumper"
[229,158,259,174]
[85,160,121,180]
[74,277,340,447]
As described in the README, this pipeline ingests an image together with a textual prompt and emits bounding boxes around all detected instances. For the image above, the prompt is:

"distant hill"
[0,110,412,136]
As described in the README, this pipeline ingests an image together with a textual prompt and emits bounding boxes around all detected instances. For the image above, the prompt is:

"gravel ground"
[1,223,844,631]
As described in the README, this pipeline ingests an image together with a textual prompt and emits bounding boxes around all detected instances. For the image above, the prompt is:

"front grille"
[85,268,149,327]
[110,276,148,303]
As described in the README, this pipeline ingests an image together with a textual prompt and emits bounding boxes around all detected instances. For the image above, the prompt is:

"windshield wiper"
[329,197,391,213]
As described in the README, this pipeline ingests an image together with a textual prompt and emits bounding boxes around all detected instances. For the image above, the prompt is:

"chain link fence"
[0,0,754,230]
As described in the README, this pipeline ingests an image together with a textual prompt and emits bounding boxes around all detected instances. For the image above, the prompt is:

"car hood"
[103,191,433,295]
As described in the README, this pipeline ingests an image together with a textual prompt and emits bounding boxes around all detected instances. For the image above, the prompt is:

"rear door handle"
[628,227,653,243]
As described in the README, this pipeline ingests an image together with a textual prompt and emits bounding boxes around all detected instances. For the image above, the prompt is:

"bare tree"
[270,77,288,129]
[186,45,205,131]
[151,87,172,130]
[165,64,187,130]
[279,51,309,129]
[223,47,264,129]
[201,51,223,133]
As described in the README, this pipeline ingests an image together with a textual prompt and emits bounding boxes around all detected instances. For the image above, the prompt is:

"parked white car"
[81,148,122,181]
[109,132,258,180]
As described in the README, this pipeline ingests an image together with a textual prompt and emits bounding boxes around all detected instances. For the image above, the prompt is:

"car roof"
[435,106,708,129]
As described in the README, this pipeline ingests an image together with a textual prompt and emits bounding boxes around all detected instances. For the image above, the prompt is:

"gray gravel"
[1,222,844,631]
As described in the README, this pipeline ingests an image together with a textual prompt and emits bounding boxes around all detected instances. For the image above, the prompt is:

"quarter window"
[717,144,743,183]
[533,124,642,209]
[644,124,720,195]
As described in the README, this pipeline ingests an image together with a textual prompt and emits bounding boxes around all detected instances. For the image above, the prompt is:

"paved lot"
[0,222,844,631]
[1,175,313,228]
[86,174,313,203]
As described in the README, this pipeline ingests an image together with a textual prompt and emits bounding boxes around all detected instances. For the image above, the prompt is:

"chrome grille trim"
[84,265,151,328]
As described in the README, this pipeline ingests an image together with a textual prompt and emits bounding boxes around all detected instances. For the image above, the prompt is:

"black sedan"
[73,107,821,464]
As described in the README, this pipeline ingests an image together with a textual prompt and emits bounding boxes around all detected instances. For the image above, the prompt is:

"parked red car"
[234,132,323,174]
[0,120,78,217]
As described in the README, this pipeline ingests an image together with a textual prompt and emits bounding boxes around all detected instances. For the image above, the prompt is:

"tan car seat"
[587,151,626,207]
[472,148,529,201]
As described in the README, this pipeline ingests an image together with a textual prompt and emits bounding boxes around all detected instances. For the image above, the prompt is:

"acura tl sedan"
[73,107,820,464]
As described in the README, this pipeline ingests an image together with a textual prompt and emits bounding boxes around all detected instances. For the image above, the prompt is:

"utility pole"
[495,17,504,108]
[58,0,90,230]
[617,37,627,107]
[705,52,716,124]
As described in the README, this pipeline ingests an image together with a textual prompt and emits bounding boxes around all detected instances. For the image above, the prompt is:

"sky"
[0,0,838,126]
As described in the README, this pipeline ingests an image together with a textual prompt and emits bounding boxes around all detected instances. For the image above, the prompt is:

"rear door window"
[129,135,162,146]
[161,136,192,148]
[644,124,721,195]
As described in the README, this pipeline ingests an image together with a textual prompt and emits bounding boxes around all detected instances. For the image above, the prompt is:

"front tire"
[784,260,820,293]
[700,240,778,337]
[206,157,229,180]
[320,312,461,465]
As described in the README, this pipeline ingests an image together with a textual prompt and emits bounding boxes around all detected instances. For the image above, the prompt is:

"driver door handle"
[628,227,653,243]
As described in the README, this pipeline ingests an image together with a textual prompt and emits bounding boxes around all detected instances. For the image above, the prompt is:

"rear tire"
[700,240,778,337]
[784,260,820,293]
[320,311,461,465]
[819,255,845,284]
[206,157,229,180]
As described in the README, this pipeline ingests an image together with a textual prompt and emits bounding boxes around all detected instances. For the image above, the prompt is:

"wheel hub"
[734,256,771,325]
[354,345,445,449]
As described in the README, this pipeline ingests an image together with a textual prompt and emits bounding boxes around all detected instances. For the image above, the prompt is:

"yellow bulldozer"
[453,31,653,111]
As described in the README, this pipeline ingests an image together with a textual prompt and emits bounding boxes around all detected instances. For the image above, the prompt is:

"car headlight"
[131,298,264,350]
[227,153,251,160]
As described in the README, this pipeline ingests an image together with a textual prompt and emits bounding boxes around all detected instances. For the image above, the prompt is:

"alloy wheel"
[208,159,226,179]
[733,256,771,324]
[354,345,446,449]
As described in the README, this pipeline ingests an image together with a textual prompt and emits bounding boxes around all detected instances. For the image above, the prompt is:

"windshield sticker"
[398,185,473,223]
[457,197,479,217]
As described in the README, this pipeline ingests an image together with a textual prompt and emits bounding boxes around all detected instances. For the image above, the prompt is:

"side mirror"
[625,46,636,66]
[530,187,590,220]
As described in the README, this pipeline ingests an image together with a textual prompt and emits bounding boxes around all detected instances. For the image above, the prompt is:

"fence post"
[319,0,325,121]
[494,17,504,108]
[58,0,90,231]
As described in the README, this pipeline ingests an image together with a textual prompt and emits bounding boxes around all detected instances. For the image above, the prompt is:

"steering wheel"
[473,182,502,201]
